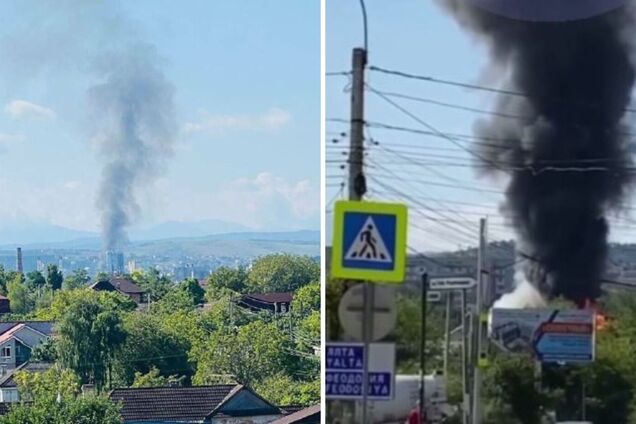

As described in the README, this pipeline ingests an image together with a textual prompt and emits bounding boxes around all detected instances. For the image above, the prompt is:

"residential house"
[271,405,320,424]
[237,293,293,314]
[91,277,146,304]
[109,384,286,423]
[0,322,53,376]
[0,362,52,402]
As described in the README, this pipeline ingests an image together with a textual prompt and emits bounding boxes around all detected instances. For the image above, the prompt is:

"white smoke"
[493,270,547,309]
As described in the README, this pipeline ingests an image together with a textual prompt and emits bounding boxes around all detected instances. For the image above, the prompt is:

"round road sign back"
[338,284,397,342]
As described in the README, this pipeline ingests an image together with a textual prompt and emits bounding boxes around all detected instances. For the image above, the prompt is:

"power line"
[366,85,506,172]
[368,65,636,115]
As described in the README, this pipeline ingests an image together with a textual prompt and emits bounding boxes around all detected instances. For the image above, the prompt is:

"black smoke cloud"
[437,1,636,304]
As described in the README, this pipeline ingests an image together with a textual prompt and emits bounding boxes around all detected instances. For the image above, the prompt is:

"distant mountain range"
[0,219,318,249]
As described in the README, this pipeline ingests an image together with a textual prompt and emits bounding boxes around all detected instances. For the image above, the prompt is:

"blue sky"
[0,0,319,234]
[327,0,636,251]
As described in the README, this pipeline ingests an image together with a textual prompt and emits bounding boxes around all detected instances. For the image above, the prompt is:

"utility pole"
[348,46,369,424]
[472,218,488,424]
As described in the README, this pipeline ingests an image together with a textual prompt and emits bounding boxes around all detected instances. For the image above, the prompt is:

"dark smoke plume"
[437,1,636,305]
[89,44,176,251]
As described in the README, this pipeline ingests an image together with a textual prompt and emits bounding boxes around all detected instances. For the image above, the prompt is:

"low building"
[236,293,293,314]
[0,362,52,402]
[91,277,145,304]
[0,323,53,375]
[109,384,285,423]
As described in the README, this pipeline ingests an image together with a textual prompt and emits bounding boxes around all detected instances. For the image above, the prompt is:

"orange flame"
[583,299,609,331]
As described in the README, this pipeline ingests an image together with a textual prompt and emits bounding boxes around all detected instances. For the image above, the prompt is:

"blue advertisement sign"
[491,309,595,364]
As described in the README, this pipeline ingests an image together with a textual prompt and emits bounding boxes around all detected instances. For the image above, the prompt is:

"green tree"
[25,270,46,290]
[0,366,121,424]
[154,287,197,314]
[46,264,64,291]
[132,268,172,302]
[394,294,445,373]
[63,269,90,290]
[0,265,9,295]
[194,321,292,386]
[7,273,32,314]
[30,338,58,362]
[483,354,549,424]
[179,278,205,305]
[112,312,192,386]
[14,366,80,401]
[0,395,122,424]
[255,374,319,406]
[56,297,127,391]
[132,366,183,388]
[35,289,135,321]
[291,281,320,316]
[248,254,319,293]
[206,266,248,299]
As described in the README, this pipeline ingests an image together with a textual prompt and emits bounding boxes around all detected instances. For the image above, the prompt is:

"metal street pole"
[420,273,428,424]
[443,291,452,377]
[461,288,469,424]
[472,218,487,424]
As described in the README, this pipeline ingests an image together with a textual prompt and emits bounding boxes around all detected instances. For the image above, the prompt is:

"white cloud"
[5,100,56,120]
[183,108,291,135]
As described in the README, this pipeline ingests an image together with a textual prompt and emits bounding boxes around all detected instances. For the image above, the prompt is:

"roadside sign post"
[331,199,407,423]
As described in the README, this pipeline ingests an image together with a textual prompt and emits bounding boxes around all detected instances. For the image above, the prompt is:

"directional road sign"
[331,200,407,282]
[429,277,477,291]
[325,342,396,401]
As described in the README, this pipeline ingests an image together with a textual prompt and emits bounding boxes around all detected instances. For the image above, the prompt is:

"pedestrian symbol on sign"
[345,217,392,263]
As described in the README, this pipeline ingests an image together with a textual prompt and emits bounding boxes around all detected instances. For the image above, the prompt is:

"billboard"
[490,308,595,363]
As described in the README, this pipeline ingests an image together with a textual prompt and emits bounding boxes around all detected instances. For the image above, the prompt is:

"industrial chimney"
[16,248,23,274]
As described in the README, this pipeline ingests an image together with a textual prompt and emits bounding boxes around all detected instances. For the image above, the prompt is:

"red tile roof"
[245,292,293,304]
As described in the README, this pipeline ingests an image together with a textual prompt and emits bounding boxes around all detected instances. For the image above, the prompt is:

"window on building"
[1,347,10,358]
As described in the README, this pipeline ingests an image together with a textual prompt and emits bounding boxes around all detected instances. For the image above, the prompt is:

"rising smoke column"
[437,2,636,305]
[89,44,176,251]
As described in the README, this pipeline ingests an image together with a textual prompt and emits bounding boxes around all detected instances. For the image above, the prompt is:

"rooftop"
[243,292,293,304]
[272,404,320,424]
[109,384,282,422]
[110,385,237,422]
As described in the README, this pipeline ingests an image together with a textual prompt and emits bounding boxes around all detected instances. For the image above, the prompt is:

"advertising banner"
[490,308,595,363]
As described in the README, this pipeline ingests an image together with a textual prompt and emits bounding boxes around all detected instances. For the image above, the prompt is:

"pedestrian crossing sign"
[331,200,407,283]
